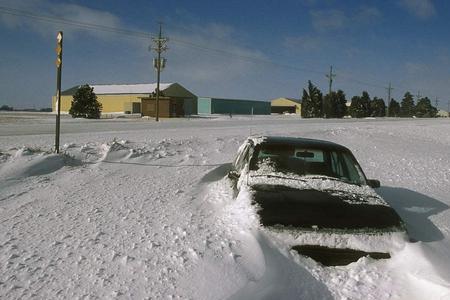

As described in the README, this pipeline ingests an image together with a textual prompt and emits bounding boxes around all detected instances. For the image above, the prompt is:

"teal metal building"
[197,97,271,115]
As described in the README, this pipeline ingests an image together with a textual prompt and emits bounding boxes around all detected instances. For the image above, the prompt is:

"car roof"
[248,136,351,152]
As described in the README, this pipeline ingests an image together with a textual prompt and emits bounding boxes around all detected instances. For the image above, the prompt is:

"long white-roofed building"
[52,82,197,117]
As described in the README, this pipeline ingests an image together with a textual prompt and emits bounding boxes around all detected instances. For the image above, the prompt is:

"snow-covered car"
[228,136,408,265]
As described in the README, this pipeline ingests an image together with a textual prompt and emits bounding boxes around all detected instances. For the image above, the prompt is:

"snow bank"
[0,148,75,182]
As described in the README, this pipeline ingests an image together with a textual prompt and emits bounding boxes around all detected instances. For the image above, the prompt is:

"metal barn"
[198,97,271,115]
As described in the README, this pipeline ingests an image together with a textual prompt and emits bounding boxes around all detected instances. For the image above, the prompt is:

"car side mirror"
[367,179,380,188]
[228,170,239,180]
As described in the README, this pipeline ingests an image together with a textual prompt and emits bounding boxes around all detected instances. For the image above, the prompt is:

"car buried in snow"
[228,136,408,266]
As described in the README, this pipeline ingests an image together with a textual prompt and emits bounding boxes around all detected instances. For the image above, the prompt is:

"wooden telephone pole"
[55,31,63,153]
[151,23,168,122]
[386,82,393,117]
[324,65,336,118]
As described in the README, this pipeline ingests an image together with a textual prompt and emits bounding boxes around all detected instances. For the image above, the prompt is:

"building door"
[170,101,177,117]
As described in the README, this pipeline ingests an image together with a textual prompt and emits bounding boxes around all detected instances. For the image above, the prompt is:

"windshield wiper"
[251,174,307,182]
[304,175,360,186]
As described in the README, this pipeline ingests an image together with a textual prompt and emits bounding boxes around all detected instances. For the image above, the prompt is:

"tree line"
[301,80,439,118]
[0,105,52,112]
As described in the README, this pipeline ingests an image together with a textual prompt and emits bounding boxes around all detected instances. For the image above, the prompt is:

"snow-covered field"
[1,113,449,299]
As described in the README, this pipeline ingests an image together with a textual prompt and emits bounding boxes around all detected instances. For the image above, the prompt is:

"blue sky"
[1,0,449,109]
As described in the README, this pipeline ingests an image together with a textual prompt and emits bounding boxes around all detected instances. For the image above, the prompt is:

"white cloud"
[309,6,381,33]
[164,23,268,91]
[310,9,347,32]
[354,6,382,24]
[398,0,436,19]
[404,62,429,75]
[283,35,325,51]
[1,1,272,102]
[285,6,381,54]
[0,0,124,40]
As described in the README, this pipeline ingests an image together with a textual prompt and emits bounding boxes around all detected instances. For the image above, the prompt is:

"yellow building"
[52,82,197,116]
[271,97,302,114]
[438,109,449,117]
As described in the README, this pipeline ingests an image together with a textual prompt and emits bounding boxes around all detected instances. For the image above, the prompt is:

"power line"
[0,5,325,77]
[0,6,154,39]
[335,72,386,90]
[0,6,412,90]
[0,5,443,100]
[170,37,326,75]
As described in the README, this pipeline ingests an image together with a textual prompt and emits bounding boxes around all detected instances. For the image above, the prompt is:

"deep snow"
[0,114,449,299]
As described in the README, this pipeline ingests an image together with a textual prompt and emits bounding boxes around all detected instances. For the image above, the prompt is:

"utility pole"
[435,97,439,109]
[447,100,449,117]
[385,82,393,117]
[151,23,168,122]
[416,91,422,101]
[55,31,63,154]
[325,65,336,117]
[325,65,336,95]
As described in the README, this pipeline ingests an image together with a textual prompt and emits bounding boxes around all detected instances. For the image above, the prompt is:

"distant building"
[52,83,197,117]
[197,97,271,115]
[270,97,302,114]
[437,109,449,117]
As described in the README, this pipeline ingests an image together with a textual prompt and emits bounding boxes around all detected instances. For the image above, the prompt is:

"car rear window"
[258,145,325,162]
[251,143,366,185]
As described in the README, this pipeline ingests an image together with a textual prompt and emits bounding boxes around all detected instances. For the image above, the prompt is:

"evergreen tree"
[301,81,323,118]
[349,91,371,118]
[335,90,347,118]
[69,85,102,119]
[400,92,415,117]
[349,96,361,118]
[0,105,14,111]
[323,92,336,118]
[388,99,400,117]
[370,97,386,117]
[415,97,438,117]
[322,90,347,118]
[361,91,371,117]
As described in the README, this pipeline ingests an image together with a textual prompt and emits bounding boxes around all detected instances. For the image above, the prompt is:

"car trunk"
[252,187,404,230]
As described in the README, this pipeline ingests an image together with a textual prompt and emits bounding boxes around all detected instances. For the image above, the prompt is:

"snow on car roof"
[248,136,350,151]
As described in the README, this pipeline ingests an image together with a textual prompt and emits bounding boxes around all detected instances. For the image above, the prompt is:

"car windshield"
[250,143,367,185]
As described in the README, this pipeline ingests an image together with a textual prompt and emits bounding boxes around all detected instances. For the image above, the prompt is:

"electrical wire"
[0,5,442,102]
[0,6,154,39]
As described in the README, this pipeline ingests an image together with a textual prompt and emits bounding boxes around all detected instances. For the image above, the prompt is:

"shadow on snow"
[377,186,449,242]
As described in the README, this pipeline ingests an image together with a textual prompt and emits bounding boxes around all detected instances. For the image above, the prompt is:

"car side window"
[330,151,349,179]
[342,153,365,184]
[330,151,366,185]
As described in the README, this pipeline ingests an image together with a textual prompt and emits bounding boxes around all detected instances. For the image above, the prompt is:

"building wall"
[271,98,301,114]
[140,97,197,117]
[198,98,212,114]
[198,97,270,115]
[52,94,148,113]
[183,98,198,115]
[141,98,171,117]
[438,109,449,117]
[164,83,197,99]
